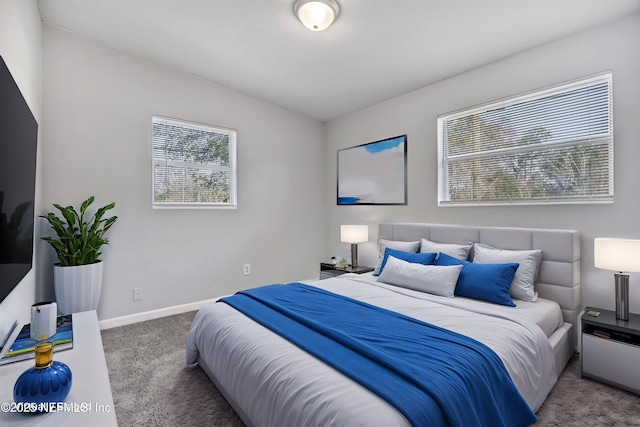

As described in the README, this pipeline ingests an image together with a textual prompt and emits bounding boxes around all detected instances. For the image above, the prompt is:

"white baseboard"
[97,278,319,330]
[98,297,226,330]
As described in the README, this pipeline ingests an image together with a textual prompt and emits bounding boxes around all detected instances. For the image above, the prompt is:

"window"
[152,116,237,208]
[438,73,613,206]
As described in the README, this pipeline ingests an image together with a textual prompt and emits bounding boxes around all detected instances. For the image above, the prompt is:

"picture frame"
[337,135,407,205]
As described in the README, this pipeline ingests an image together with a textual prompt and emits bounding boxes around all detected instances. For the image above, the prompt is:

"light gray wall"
[6,9,638,330]
[41,26,326,320]
[0,0,43,343]
[325,13,640,314]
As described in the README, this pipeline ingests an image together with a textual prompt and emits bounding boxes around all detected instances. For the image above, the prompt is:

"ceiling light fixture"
[294,0,340,31]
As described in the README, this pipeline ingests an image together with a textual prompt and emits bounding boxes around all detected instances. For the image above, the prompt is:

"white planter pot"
[54,261,104,315]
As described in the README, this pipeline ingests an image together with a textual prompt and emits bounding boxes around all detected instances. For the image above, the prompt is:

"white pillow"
[420,238,471,260]
[374,239,420,275]
[377,255,463,298]
[472,244,542,302]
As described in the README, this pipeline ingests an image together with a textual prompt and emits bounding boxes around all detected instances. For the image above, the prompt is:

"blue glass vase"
[13,342,72,408]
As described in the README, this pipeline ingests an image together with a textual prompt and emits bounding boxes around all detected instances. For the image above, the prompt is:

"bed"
[186,223,581,427]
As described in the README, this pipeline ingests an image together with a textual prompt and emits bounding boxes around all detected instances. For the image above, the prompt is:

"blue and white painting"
[337,135,407,205]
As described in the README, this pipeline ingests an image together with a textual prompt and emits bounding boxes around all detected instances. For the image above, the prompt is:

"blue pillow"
[435,253,518,307]
[375,248,437,276]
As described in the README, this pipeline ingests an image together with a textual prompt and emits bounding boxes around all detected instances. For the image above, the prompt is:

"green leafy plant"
[41,196,117,266]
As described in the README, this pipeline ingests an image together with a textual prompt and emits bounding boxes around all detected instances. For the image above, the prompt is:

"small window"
[152,116,237,208]
[438,72,613,206]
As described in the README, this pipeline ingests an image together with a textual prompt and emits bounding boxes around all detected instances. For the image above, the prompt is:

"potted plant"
[41,196,117,315]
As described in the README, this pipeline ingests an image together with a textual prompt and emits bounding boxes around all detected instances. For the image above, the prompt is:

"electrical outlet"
[243,264,251,275]
[133,287,143,301]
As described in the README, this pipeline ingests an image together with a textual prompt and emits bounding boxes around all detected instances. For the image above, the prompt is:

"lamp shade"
[341,225,368,244]
[294,0,340,31]
[594,238,640,272]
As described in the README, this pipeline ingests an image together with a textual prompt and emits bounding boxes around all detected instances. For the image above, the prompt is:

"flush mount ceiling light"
[294,0,340,31]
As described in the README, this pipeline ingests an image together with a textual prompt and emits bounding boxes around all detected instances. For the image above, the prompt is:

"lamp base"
[614,273,629,320]
[351,243,358,268]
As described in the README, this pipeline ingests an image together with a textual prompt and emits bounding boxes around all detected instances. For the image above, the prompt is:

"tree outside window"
[152,116,237,208]
[438,73,612,206]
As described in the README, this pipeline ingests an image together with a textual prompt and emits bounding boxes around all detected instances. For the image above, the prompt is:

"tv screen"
[0,55,38,303]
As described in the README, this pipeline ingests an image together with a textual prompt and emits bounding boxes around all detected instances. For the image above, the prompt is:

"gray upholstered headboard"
[378,223,581,343]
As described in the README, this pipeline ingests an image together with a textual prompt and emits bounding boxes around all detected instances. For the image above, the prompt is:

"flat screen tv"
[0,55,38,303]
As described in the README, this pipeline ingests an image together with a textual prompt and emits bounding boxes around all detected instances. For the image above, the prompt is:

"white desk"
[0,311,117,426]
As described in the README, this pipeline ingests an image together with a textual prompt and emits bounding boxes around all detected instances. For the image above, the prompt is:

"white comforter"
[186,274,558,427]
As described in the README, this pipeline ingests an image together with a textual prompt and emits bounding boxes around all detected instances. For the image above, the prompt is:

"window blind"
[438,73,613,205]
[152,116,237,208]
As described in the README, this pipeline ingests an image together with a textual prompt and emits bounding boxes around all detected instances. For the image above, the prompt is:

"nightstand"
[320,262,374,280]
[580,307,640,394]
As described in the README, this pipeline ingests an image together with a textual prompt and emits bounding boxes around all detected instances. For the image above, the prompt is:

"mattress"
[186,274,561,427]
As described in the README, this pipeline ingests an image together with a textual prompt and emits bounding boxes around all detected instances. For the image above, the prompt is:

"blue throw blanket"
[220,283,536,427]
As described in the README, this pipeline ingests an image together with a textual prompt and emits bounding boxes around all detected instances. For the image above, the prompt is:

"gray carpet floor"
[101,311,640,426]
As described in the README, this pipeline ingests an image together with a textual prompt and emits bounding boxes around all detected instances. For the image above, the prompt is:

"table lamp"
[594,237,640,320]
[340,225,368,268]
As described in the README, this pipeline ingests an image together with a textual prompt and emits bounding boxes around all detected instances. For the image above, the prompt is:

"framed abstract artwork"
[337,135,407,205]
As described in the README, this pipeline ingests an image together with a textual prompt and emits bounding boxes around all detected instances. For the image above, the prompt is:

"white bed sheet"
[352,272,565,338]
[186,276,558,427]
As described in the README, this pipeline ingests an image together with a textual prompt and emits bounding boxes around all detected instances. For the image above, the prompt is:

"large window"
[438,73,613,206]
[152,116,237,208]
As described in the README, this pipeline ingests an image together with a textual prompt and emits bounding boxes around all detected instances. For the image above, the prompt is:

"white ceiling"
[38,0,639,122]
